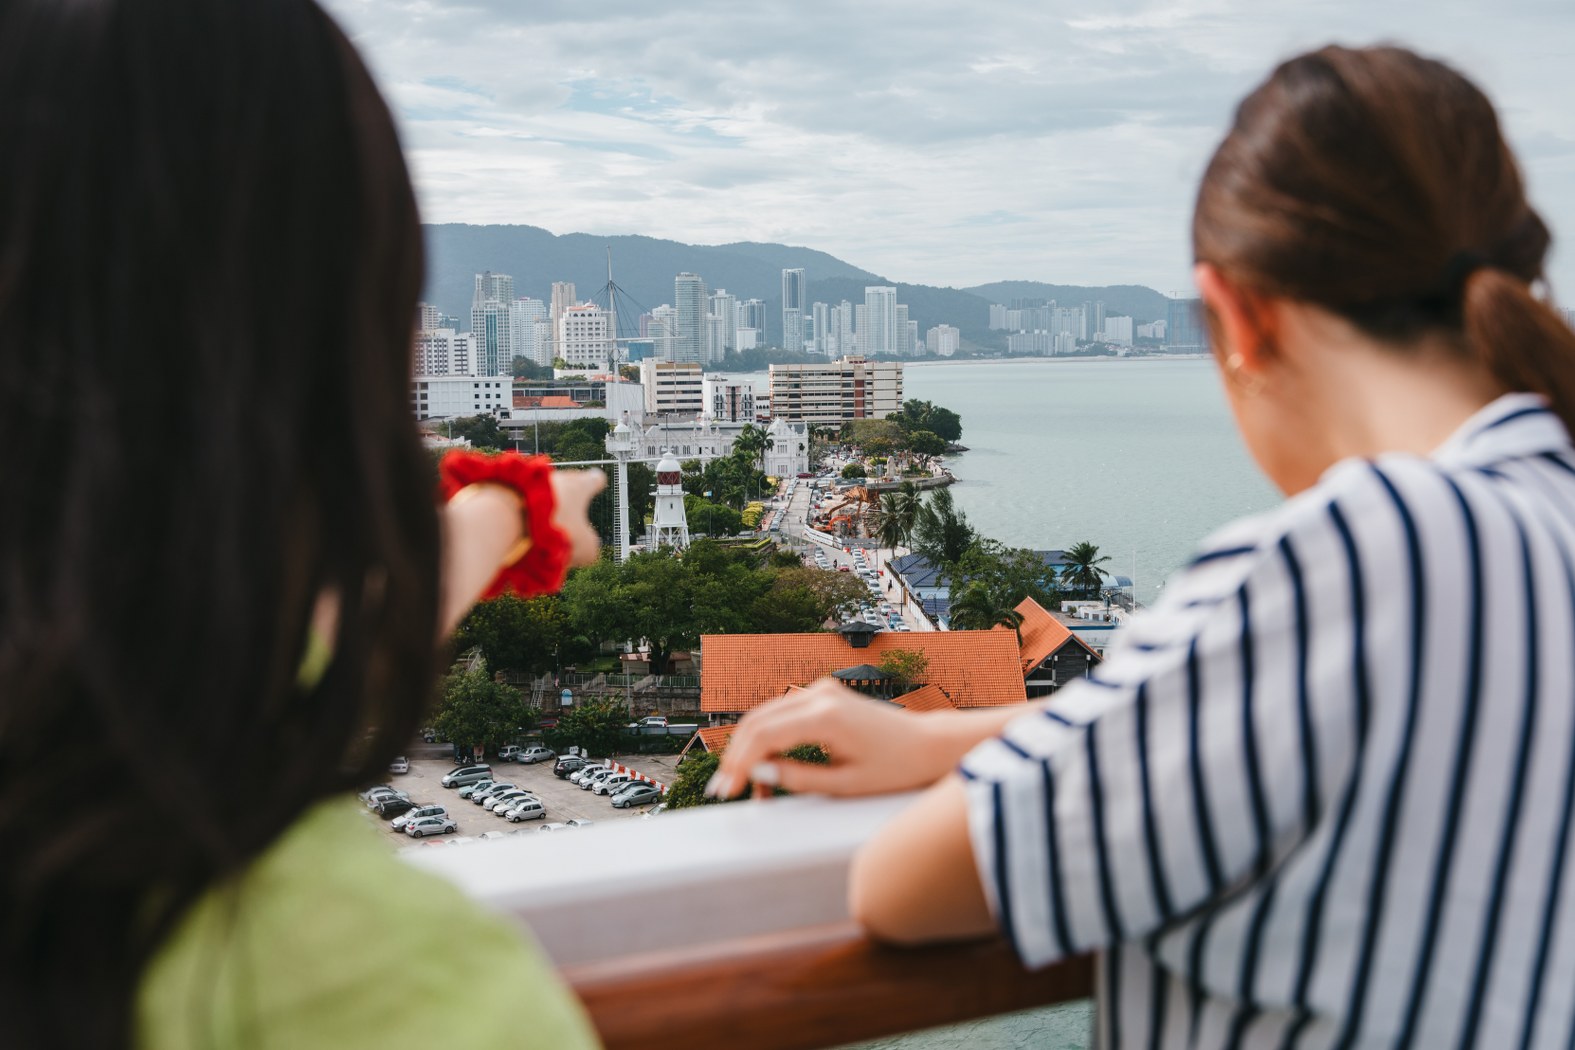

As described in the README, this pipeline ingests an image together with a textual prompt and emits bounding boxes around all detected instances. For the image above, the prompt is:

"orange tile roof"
[694,724,740,753]
[539,395,581,409]
[701,630,1026,713]
[891,683,955,712]
[1005,598,1102,673]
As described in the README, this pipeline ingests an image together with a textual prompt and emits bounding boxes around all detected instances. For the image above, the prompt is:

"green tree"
[1060,541,1112,598]
[542,699,629,758]
[907,429,946,458]
[894,400,963,443]
[877,648,930,691]
[444,414,505,451]
[955,540,1062,611]
[511,355,552,380]
[685,494,743,537]
[912,488,976,573]
[947,581,1026,640]
[667,750,721,810]
[841,462,866,480]
[432,665,534,753]
[452,594,574,675]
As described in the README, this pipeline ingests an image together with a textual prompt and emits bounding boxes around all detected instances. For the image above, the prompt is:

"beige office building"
[766,356,902,424]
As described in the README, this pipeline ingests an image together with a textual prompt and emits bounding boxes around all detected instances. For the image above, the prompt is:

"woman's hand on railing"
[706,679,1023,800]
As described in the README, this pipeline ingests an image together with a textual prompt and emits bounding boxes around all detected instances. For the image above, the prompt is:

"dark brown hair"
[1194,45,1575,432]
[0,0,438,1045]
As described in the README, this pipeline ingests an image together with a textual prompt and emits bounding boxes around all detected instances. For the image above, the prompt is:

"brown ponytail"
[1464,268,1575,437]
[1195,45,1575,435]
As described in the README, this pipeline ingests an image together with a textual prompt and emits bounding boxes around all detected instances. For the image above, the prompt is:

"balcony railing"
[403,793,1092,1049]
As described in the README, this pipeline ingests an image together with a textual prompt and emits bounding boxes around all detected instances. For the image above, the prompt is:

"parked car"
[440,764,492,788]
[390,804,447,831]
[363,787,408,809]
[515,746,555,765]
[625,715,668,730]
[497,745,525,763]
[375,795,417,818]
[640,802,668,819]
[563,818,595,828]
[457,779,496,800]
[404,815,458,838]
[553,755,590,778]
[537,819,594,832]
[579,767,618,791]
[359,784,397,803]
[611,783,662,808]
[593,772,635,796]
[483,789,533,814]
[503,798,546,822]
[469,782,517,805]
[388,756,409,774]
[568,763,608,786]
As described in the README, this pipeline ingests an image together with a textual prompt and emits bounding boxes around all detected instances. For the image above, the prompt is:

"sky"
[321,0,1575,296]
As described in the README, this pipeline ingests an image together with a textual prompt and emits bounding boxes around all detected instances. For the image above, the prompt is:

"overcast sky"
[321,0,1575,296]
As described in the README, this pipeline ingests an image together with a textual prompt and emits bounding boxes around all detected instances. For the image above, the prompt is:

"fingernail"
[704,772,727,798]
[750,762,780,787]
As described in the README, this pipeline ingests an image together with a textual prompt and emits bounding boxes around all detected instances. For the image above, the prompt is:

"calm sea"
[902,357,1282,603]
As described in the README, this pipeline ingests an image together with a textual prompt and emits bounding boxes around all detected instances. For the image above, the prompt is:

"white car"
[404,815,458,838]
[515,746,555,765]
[503,798,546,822]
[469,782,517,805]
[390,804,447,832]
[497,745,525,763]
[569,764,608,786]
[579,767,619,791]
[593,772,635,796]
[388,756,409,774]
[484,789,533,814]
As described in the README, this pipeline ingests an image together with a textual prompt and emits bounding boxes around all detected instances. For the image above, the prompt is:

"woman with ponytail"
[715,45,1575,1047]
[0,1,603,1047]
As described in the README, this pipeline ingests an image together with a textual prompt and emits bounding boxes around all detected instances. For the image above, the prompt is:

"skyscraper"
[741,299,767,343]
[510,297,547,367]
[709,288,738,361]
[781,268,805,352]
[811,302,831,355]
[674,272,708,364]
[863,286,897,356]
[1165,297,1207,351]
[470,271,514,375]
[549,281,577,362]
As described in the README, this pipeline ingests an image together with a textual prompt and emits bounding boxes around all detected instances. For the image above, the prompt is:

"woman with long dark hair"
[0,0,602,1046]
[716,46,1575,1047]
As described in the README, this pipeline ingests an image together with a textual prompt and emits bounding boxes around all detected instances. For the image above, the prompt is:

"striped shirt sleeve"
[961,475,1378,970]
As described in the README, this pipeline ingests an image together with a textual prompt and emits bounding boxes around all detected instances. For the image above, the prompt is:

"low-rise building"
[766,356,902,425]
[703,377,758,422]
[641,360,704,419]
[410,375,512,420]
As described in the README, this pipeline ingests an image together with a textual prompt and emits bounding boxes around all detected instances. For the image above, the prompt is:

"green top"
[136,797,601,1049]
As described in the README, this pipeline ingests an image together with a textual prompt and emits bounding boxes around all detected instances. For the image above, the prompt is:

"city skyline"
[321,0,1575,297]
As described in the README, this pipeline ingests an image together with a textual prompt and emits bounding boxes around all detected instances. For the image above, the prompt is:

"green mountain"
[421,224,1167,347]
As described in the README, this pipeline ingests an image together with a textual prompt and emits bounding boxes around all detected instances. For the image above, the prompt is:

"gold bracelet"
[450,483,533,566]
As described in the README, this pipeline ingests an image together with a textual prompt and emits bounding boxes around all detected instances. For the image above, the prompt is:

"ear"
[1194,263,1277,374]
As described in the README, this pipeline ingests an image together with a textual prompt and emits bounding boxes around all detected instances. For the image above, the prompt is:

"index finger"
[710,683,851,798]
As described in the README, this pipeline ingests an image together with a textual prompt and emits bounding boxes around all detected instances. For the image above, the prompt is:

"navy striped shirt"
[961,394,1575,1048]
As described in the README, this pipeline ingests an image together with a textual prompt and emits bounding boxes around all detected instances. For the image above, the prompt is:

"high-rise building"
[703,377,757,422]
[741,298,767,344]
[781,268,805,351]
[674,272,708,364]
[1101,316,1134,346]
[416,302,441,332]
[470,271,514,376]
[925,324,960,357]
[549,281,577,362]
[557,304,614,372]
[863,286,897,355]
[894,304,910,355]
[811,302,831,355]
[1165,297,1207,351]
[648,304,677,362]
[907,319,920,357]
[709,289,738,360]
[412,328,474,376]
[510,297,548,367]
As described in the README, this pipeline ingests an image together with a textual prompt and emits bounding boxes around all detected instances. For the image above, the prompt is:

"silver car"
[390,804,447,832]
[404,815,458,838]
[579,767,618,792]
[484,789,533,814]
[611,783,662,809]
[593,772,635,796]
[440,764,492,788]
[469,782,517,805]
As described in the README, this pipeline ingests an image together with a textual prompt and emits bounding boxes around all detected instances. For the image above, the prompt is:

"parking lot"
[361,744,682,845]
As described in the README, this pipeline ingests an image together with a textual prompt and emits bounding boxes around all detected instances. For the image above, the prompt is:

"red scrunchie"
[438,450,572,598]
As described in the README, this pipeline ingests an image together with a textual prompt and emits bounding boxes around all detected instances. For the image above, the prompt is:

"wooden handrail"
[565,923,1093,1050]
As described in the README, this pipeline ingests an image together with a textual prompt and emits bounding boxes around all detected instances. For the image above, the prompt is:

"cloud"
[321,0,1575,296]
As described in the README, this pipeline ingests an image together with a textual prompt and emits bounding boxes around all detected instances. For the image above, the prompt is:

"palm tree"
[1060,541,1112,599]
[913,488,976,573]
[947,582,1025,642]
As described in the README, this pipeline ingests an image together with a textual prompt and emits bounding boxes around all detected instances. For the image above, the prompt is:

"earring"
[1224,352,1267,397]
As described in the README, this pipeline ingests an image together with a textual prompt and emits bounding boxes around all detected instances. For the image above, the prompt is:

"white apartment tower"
[925,324,960,357]
[557,304,614,372]
[510,297,548,367]
[709,288,738,360]
[781,268,805,352]
[549,281,577,362]
[863,286,897,356]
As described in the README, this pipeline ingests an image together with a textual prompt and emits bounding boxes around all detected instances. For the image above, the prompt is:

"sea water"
[902,357,1282,603]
